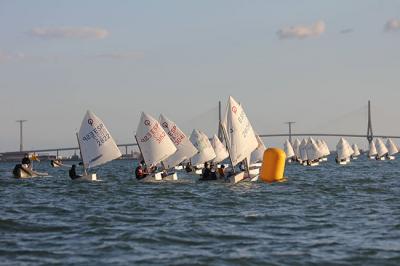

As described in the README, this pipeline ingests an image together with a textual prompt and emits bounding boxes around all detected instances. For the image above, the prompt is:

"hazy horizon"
[1,0,400,153]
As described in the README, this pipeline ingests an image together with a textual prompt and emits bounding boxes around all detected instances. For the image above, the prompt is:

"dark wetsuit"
[22,157,31,166]
[135,166,147,180]
[199,168,216,181]
[69,167,81,180]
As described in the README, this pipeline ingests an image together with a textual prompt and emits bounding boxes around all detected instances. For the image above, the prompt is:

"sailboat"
[368,141,378,159]
[221,96,258,183]
[135,112,178,181]
[375,138,388,160]
[306,138,324,166]
[248,134,266,177]
[283,139,295,162]
[299,139,309,165]
[12,153,48,178]
[336,138,354,165]
[75,110,122,181]
[189,129,216,175]
[211,134,229,164]
[351,144,361,160]
[159,114,198,170]
[292,138,301,162]
[317,139,330,161]
[386,138,398,160]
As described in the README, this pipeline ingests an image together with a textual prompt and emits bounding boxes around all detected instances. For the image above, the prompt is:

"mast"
[219,122,236,174]
[134,135,144,163]
[76,132,87,175]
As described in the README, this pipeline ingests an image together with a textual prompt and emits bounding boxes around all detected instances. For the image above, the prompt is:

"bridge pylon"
[367,100,373,144]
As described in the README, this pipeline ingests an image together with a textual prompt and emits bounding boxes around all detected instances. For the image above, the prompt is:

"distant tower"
[218,100,223,141]
[285,122,296,143]
[367,100,373,144]
[16,120,27,152]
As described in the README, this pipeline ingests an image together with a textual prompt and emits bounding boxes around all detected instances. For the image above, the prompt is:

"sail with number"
[375,138,389,157]
[284,139,295,159]
[159,114,198,169]
[78,110,122,169]
[190,129,216,166]
[136,112,177,166]
[221,96,258,166]
[386,138,399,156]
[211,135,229,163]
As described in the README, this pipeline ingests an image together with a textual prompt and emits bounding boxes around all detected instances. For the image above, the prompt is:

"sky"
[1,0,400,153]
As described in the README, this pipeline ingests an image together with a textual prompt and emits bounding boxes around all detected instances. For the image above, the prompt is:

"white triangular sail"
[306,137,324,161]
[283,139,295,159]
[211,135,229,163]
[78,110,122,169]
[159,114,198,168]
[352,144,361,156]
[375,138,389,157]
[386,138,398,156]
[251,135,266,163]
[221,96,258,166]
[292,138,301,158]
[299,139,308,161]
[136,112,177,166]
[190,129,216,166]
[336,138,354,160]
[369,141,377,157]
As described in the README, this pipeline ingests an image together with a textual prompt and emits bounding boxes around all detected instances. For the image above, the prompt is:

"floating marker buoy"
[260,148,286,183]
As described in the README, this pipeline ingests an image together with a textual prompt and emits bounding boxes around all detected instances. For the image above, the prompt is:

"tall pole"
[218,101,223,141]
[285,122,296,143]
[367,100,373,144]
[16,120,27,152]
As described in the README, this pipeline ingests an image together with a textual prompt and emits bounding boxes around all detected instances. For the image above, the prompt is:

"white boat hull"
[388,155,395,160]
[140,172,178,182]
[78,173,97,181]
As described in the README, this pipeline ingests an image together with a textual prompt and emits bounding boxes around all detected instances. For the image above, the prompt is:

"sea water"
[0,156,399,265]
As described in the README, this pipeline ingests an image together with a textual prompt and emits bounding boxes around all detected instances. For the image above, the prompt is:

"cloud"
[277,20,325,40]
[384,19,400,32]
[29,27,109,40]
[94,52,145,60]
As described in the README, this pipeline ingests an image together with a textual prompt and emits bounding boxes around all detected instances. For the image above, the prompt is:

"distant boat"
[317,139,330,161]
[221,96,258,183]
[76,110,122,181]
[283,139,295,162]
[386,138,398,160]
[190,129,216,175]
[12,153,48,178]
[292,138,301,162]
[159,114,198,170]
[368,141,378,159]
[211,134,229,164]
[135,112,178,181]
[306,137,324,166]
[299,139,308,165]
[336,138,353,165]
[351,144,361,159]
[375,138,388,161]
[249,134,266,177]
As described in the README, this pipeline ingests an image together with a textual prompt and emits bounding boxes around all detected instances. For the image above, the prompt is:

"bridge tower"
[16,120,27,152]
[367,100,373,144]
[285,122,296,143]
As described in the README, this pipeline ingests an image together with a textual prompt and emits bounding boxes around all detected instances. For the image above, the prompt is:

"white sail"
[78,110,122,169]
[317,139,330,157]
[251,135,266,163]
[299,139,308,161]
[386,138,399,156]
[375,138,389,157]
[352,144,361,156]
[369,141,377,157]
[159,114,198,168]
[190,129,216,166]
[306,138,324,161]
[211,134,229,163]
[292,138,301,158]
[336,138,354,160]
[136,112,177,166]
[322,140,330,156]
[221,96,258,166]
[283,139,295,158]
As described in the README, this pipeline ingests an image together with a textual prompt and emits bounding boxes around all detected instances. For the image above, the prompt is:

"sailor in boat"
[210,163,218,180]
[50,159,63,168]
[185,162,193,173]
[135,163,148,180]
[69,165,82,180]
[21,153,32,169]
[199,162,217,181]
[217,164,226,179]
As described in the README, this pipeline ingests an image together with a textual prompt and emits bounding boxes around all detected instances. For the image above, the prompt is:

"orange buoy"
[260,148,286,183]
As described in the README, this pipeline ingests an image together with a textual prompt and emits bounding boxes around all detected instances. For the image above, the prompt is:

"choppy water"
[1,156,400,265]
